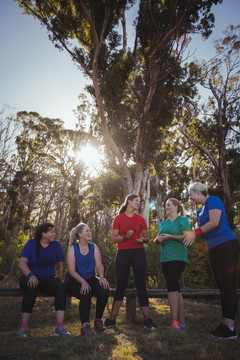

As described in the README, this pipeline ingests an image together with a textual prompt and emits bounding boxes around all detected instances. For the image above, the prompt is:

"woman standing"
[65,223,109,335]
[184,183,239,340]
[104,194,155,330]
[154,198,191,332]
[17,222,70,338]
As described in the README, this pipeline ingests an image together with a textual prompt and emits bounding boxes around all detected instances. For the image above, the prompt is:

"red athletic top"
[112,212,148,250]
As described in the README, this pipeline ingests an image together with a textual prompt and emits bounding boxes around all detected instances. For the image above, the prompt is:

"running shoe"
[210,323,237,340]
[94,319,106,332]
[81,322,94,335]
[180,323,187,330]
[17,326,27,339]
[167,320,182,332]
[54,324,71,337]
[144,318,156,330]
[104,318,116,328]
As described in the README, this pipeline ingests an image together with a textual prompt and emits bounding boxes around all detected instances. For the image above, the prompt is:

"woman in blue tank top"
[65,223,109,335]
[184,183,239,340]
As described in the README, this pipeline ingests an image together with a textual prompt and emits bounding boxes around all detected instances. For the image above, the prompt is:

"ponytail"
[119,194,139,214]
[69,223,87,246]
[35,222,54,257]
[168,198,185,216]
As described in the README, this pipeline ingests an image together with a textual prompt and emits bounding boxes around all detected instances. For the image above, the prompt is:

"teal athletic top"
[158,216,191,263]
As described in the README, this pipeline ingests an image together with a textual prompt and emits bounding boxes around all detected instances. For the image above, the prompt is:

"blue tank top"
[65,242,95,281]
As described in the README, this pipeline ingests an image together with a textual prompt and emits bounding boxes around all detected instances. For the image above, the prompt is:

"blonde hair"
[189,182,208,196]
[168,198,185,216]
[69,223,87,245]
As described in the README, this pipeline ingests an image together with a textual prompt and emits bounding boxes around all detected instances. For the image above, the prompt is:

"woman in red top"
[104,194,156,330]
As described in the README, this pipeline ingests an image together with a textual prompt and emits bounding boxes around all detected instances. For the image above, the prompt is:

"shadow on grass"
[0,297,239,360]
[0,331,119,360]
[112,298,240,360]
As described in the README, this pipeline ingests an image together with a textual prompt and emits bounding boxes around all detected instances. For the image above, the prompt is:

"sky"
[0,0,240,131]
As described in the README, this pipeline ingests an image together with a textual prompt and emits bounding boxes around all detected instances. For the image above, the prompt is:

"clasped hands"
[154,231,196,246]
[154,233,170,244]
[122,230,148,243]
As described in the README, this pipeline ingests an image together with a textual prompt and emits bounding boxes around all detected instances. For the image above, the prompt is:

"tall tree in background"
[176,25,240,223]
[0,111,89,278]
[15,0,222,210]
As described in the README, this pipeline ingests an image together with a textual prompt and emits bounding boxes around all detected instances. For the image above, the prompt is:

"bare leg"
[110,300,122,320]
[168,291,179,322]
[56,310,65,323]
[223,318,235,328]
[141,306,149,320]
[178,293,185,324]
[21,313,31,325]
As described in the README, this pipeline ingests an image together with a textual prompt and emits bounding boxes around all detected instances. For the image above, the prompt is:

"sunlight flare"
[75,144,104,175]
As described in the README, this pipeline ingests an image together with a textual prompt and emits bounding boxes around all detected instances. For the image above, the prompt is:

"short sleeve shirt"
[158,216,191,262]
[20,239,64,279]
[112,212,148,250]
[197,196,236,249]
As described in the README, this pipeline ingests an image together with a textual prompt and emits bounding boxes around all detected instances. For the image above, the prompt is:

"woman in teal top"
[154,198,191,332]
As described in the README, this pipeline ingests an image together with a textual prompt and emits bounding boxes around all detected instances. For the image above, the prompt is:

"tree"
[176,25,240,223]
[0,111,91,279]
[15,0,222,207]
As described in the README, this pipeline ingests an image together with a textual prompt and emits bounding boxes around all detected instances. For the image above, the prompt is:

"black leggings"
[114,249,149,307]
[19,276,67,313]
[209,238,239,320]
[66,276,109,324]
[161,260,186,292]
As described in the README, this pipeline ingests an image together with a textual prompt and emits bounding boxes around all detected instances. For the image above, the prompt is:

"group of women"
[17,183,239,340]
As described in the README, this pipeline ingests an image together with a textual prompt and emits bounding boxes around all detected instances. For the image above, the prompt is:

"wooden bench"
[1,288,240,321]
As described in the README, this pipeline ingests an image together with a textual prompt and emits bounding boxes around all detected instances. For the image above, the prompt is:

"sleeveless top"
[65,242,95,281]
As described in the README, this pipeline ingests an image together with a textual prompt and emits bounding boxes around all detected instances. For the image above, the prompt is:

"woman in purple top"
[184,183,239,340]
[17,222,70,339]
[66,223,109,335]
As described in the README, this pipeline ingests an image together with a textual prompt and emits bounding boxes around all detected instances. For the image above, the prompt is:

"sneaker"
[17,326,27,339]
[180,323,187,330]
[210,323,237,340]
[167,320,182,332]
[94,319,106,332]
[81,322,94,335]
[104,318,116,328]
[144,318,156,330]
[54,324,71,337]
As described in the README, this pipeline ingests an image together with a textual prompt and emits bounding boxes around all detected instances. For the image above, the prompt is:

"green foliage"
[145,224,162,288]
[184,241,215,288]
[2,0,236,290]
[176,25,240,224]
[0,226,28,282]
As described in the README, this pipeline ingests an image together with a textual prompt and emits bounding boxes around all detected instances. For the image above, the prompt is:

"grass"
[0,295,239,360]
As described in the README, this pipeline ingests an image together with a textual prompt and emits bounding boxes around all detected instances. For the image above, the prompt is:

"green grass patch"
[0,296,239,359]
